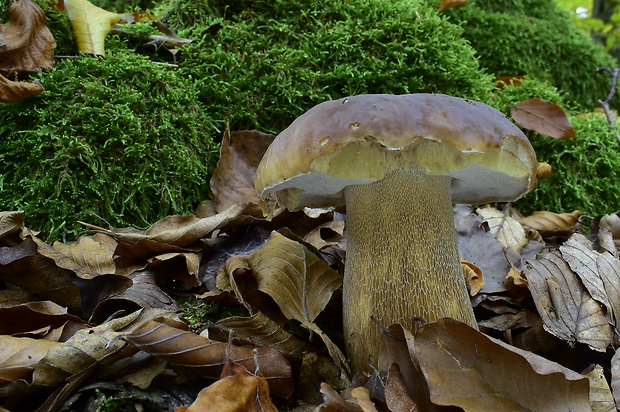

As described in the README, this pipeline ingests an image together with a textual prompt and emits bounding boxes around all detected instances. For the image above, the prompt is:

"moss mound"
[1,0,496,239]
[0,35,218,238]
[166,0,495,134]
[514,114,620,216]
[444,0,618,110]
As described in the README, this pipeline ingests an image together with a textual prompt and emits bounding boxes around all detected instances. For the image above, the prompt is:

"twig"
[597,67,620,144]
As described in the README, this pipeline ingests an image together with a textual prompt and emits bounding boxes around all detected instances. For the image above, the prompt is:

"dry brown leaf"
[385,363,418,412]
[0,300,86,336]
[599,214,620,240]
[511,98,576,139]
[36,233,117,279]
[90,269,178,324]
[123,319,294,400]
[519,210,582,238]
[524,250,613,351]
[585,364,616,412]
[318,382,364,412]
[0,211,25,239]
[185,375,279,412]
[460,260,483,296]
[64,0,120,56]
[0,0,56,72]
[219,230,348,374]
[559,233,620,331]
[0,335,58,396]
[0,236,83,311]
[298,352,350,405]
[412,318,591,411]
[210,312,315,360]
[32,310,141,387]
[476,206,528,252]
[210,129,275,213]
[611,349,620,409]
[350,387,379,412]
[438,0,468,10]
[0,73,44,102]
[455,206,514,293]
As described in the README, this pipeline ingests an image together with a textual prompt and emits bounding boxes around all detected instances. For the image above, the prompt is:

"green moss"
[488,77,568,114]
[444,0,618,110]
[515,114,620,216]
[0,39,219,239]
[166,0,495,134]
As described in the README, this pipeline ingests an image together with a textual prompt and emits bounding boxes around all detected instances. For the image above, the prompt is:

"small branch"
[597,67,620,144]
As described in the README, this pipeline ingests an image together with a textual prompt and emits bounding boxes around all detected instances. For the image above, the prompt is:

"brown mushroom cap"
[256,93,538,209]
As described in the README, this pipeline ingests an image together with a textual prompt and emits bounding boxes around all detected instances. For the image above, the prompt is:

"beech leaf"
[476,206,528,252]
[412,319,591,411]
[438,0,469,11]
[0,0,56,72]
[64,0,120,56]
[511,98,575,139]
[524,250,613,351]
[0,74,44,102]
[519,210,582,238]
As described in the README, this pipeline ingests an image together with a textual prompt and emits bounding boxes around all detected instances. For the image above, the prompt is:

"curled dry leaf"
[519,210,582,238]
[210,130,276,213]
[0,0,56,72]
[0,211,25,239]
[511,98,576,139]
[211,311,315,361]
[461,260,483,296]
[385,363,418,412]
[123,320,294,400]
[524,250,613,351]
[0,300,86,336]
[64,0,120,56]
[0,74,44,102]
[412,318,591,411]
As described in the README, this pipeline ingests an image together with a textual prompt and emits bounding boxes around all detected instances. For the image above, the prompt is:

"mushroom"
[255,94,539,373]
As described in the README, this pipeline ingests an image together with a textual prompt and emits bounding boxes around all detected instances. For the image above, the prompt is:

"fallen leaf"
[185,375,279,412]
[476,206,528,252]
[210,311,315,360]
[64,0,120,56]
[385,363,419,412]
[611,348,620,408]
[0,74,44,102]
[412,318,591,411]
[123,320,294,400]
[524,250,613,351]
[210,129,275,213]
[461,260,483,296]
[0,335,58,396]
[0,211,25,239]
[318,382,363,412]
[0,0,56,72]
[559,233,620,331]
[519,210,582,238]
[585,364,615,412]
[511,98,575,139]
[438,0,468,10]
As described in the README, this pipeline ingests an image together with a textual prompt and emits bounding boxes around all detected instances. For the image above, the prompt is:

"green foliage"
[0,38,219,239]
[165,0,495,134]
[515,114,620,216]
[444,0,618,109]
[489,77,569,114]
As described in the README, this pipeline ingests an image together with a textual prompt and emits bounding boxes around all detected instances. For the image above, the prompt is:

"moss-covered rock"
[444,0,618,110]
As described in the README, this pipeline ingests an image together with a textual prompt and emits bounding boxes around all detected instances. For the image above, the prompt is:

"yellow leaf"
[64,0,120,56]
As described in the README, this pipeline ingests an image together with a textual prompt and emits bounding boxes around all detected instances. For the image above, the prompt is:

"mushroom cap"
[255,93,538,210]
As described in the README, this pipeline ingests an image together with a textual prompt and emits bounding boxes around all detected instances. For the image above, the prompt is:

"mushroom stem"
[343,168,477,373]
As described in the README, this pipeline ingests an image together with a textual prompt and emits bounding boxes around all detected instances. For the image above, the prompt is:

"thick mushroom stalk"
[343,168,477,372]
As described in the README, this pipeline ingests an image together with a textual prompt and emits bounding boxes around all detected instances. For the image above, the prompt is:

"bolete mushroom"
[255,94,539,373]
